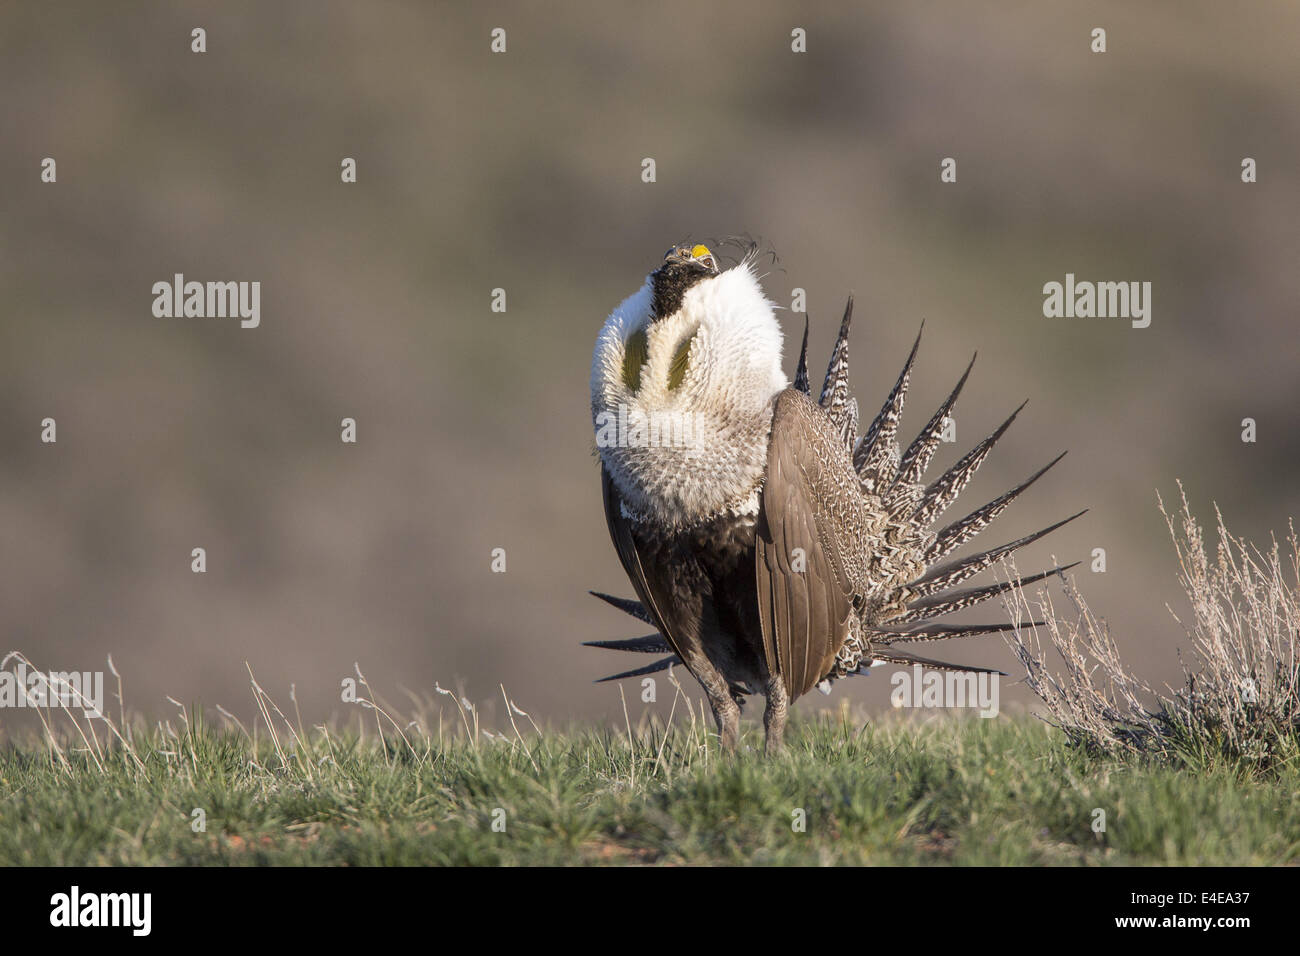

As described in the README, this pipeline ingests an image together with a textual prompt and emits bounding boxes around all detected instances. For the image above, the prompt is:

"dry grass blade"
[1,651,146,776]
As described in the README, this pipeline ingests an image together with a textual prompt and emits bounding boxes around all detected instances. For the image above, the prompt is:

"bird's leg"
[708,693,741,752]
[684,656,741,751]
[763,677,788,754]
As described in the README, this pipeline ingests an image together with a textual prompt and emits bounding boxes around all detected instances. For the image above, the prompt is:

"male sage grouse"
[587,242,1081,752]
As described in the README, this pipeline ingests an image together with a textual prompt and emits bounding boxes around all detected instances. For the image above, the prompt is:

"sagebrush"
[1005,484,1299,769]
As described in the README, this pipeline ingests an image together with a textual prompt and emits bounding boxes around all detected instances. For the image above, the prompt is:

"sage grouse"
[587,242,1080,752]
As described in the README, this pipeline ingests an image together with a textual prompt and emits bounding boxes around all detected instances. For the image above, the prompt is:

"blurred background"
[2,1,1297,733]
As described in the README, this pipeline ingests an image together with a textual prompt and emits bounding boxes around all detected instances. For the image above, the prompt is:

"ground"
[2,712,1296,866]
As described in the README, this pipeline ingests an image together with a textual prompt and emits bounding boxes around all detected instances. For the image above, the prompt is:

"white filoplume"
[591,261,789,528]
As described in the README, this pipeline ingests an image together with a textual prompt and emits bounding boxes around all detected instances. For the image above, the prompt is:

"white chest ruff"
[618,482,762,525]
[610,436,769,529]
[591,263,787,528]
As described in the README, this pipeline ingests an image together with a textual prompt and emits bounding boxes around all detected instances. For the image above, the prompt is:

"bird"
[587,241,1081,752]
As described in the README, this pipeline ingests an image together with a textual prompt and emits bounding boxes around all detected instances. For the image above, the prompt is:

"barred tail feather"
[867,620,1045,644]
[907,510,1087,598]
[861,648,1007,676]
[854,325,922,491]
[819,297,855,431]
[894,562,1079,623]
[890,353,976,495]
[925,452,1068,564]
[838,397,858,452]
[793,316,811,395]
[911,400,1027,529]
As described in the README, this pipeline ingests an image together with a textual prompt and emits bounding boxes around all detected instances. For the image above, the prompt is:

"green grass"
[3,711,1298,865]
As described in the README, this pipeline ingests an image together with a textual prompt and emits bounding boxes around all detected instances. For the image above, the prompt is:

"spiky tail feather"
[594,656,679,683]
[854,324,921,494]
[860,648,1007,676]
[583,629,680,682]
[588,590,653,624]
[583,635,672,653]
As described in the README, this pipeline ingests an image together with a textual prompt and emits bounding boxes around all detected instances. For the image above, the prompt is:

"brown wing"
[600,466,694,665]
[755,389,868,700]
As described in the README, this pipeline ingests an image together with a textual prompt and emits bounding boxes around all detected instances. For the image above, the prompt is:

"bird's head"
[651,243,720,317]
[662,243,720,271]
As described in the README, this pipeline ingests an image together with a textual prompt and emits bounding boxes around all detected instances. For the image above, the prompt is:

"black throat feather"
[651,263,710,321]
